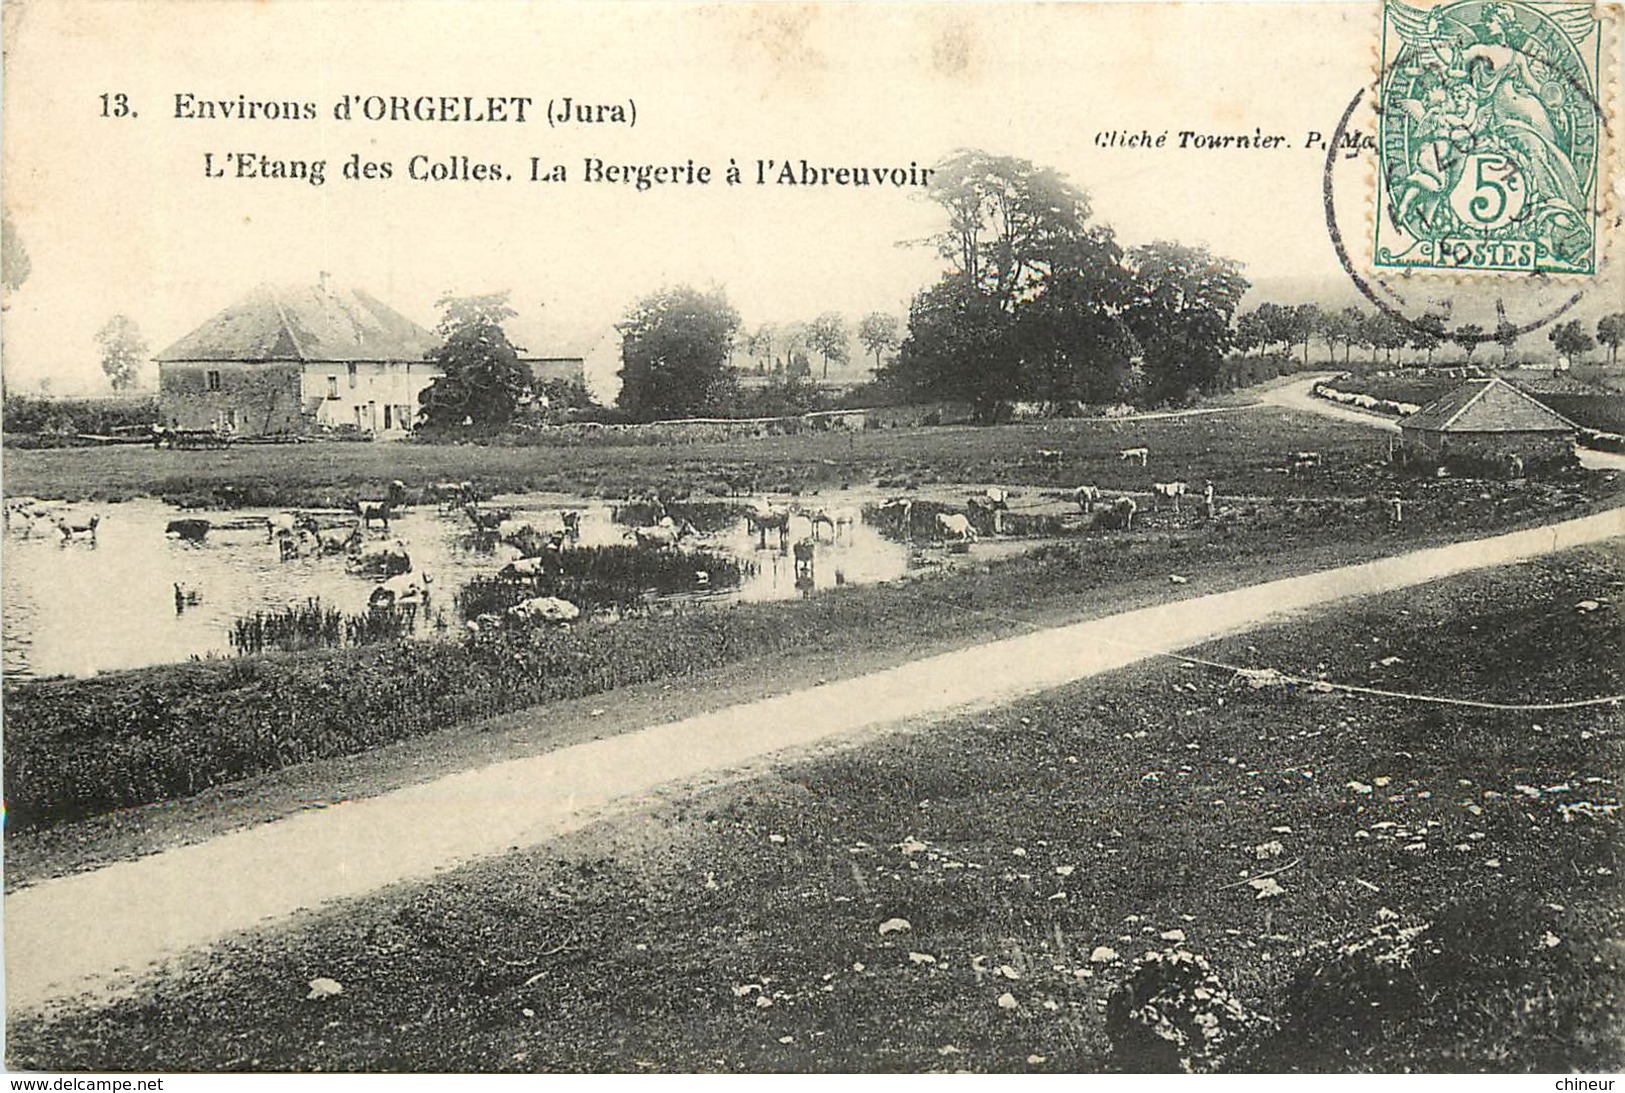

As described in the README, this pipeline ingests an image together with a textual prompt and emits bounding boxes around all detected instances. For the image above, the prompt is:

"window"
[206,370,221,392]
[326,376,339,399]
[348,362,358,389]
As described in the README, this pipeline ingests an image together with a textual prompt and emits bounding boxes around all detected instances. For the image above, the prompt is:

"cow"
[430,481,477,510]
[508,595,581,625]
[55,512,101,543]
[464,503,513,534]
[165,518,211,544]
[266,512,317,543]
[630,517,696,549]
[369,568,432,610]
[878,497,916,541]
[1119,446,1149,466]
[1111,495,1138,530]
[801,507,838,543]
[355,480,408,531]
[792,537,816,579]
[1287,451,1323,476]
[937,512,978,543]
[746,505,792,550]
[347,539,412,578]
[1073,485,1103,513]
[1151,481,1188,512]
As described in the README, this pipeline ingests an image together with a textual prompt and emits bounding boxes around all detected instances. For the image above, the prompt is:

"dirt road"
[8,505,1624,1014]
[1260,375,1401,433]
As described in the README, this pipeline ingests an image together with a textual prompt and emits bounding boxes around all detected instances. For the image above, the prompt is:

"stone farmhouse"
[156,280,442,438]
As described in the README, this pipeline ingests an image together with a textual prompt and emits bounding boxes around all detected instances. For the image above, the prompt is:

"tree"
[1549,319,1595,368]
[1494,314,1520,365]
[95,315,147,390]
[1408,312,1447,367]
[887,275,1019,419]
[776,322,810,375]
[1121,241,1248,405]
[1013,270,1138,404]
[1450,322,1486,365]
[806,311,850,379]
[1280,304,1320,366]
[417,292,531,428]
[857,311,900,367]
[1598,313,1624,367]
[895,149,1129,413]
[1233,309,1267,358]
[927,149,1097,309]
[1251,302,1297,356]
[616,285,741,421]
[744,323,777,373]
[1318,308,1354,364]
[1340,306,1369,365]
[1365,311,1408,366]
[2,207,29,306]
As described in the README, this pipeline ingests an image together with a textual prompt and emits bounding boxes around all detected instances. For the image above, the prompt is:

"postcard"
[3,0,1622,1077]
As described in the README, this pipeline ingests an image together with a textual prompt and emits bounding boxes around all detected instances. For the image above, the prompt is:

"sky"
[3,0,1620,396]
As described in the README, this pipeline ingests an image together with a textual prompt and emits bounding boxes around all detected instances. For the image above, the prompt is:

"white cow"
[1073,484,1103,513]
[1151,481,1188,512]
[508,595,581,625]
[370,568,432,609]
[1119,446,1149,466]
[936,512,978,543]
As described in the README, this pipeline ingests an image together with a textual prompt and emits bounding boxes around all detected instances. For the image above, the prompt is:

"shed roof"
[157,283,439,364]
[1398,378,1576,434]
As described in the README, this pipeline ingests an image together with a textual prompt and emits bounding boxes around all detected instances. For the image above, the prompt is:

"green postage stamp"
[1374,0,1606,276]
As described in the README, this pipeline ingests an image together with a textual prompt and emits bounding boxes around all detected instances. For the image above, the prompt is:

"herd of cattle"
[6,440,1369,633]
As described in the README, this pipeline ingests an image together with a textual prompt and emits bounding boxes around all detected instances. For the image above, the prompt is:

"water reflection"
[3,496,913,679]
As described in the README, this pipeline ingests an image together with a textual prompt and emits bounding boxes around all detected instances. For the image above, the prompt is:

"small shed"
[1397,378,1577,472]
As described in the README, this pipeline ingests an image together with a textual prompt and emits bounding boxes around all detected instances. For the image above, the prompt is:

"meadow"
[3,407,1404,508]
[11,546,1618,1072]
[6,404,1620,834]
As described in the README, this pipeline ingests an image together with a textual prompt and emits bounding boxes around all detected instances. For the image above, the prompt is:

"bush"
[2,394,158,442]
[1238,898,1625,1072]
[1211,352,1300,393]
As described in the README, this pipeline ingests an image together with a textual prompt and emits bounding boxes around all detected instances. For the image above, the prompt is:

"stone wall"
[1399,428,1575,472]
[158,361,304,436]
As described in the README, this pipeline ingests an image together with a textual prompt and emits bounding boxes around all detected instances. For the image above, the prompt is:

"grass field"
[10,545,1619,1072]
[7,443,1617,837]
[2,407,1406,508]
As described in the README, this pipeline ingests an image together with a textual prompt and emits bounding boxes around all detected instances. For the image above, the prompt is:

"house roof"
[1398,378,1576,434]
[156,283,439,363]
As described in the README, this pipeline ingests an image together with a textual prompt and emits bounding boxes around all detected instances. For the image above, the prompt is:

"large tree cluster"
[883,150,1248,416]
[615,285,742,421]
[417,292,532,428]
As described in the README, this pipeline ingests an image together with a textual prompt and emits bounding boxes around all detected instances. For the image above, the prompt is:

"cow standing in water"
[356,481,408,532]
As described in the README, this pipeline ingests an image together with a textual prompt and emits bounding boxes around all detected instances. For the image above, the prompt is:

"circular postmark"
[1322,0,1610,344]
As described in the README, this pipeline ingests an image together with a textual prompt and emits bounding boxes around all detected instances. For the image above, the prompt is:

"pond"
[2,495,916,679]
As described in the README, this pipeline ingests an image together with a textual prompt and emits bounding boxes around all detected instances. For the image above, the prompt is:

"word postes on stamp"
[1374,0,1604,277]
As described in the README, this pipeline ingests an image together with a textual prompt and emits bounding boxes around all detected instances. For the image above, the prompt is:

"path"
[7,507,1624,1014]
[1260,374,1401,433]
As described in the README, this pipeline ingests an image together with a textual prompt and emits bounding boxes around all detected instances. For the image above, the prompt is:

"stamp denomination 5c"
[1374,0,1605,276]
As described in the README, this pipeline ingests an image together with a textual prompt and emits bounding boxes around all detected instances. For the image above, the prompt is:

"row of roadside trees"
[1233,302,1624,370]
